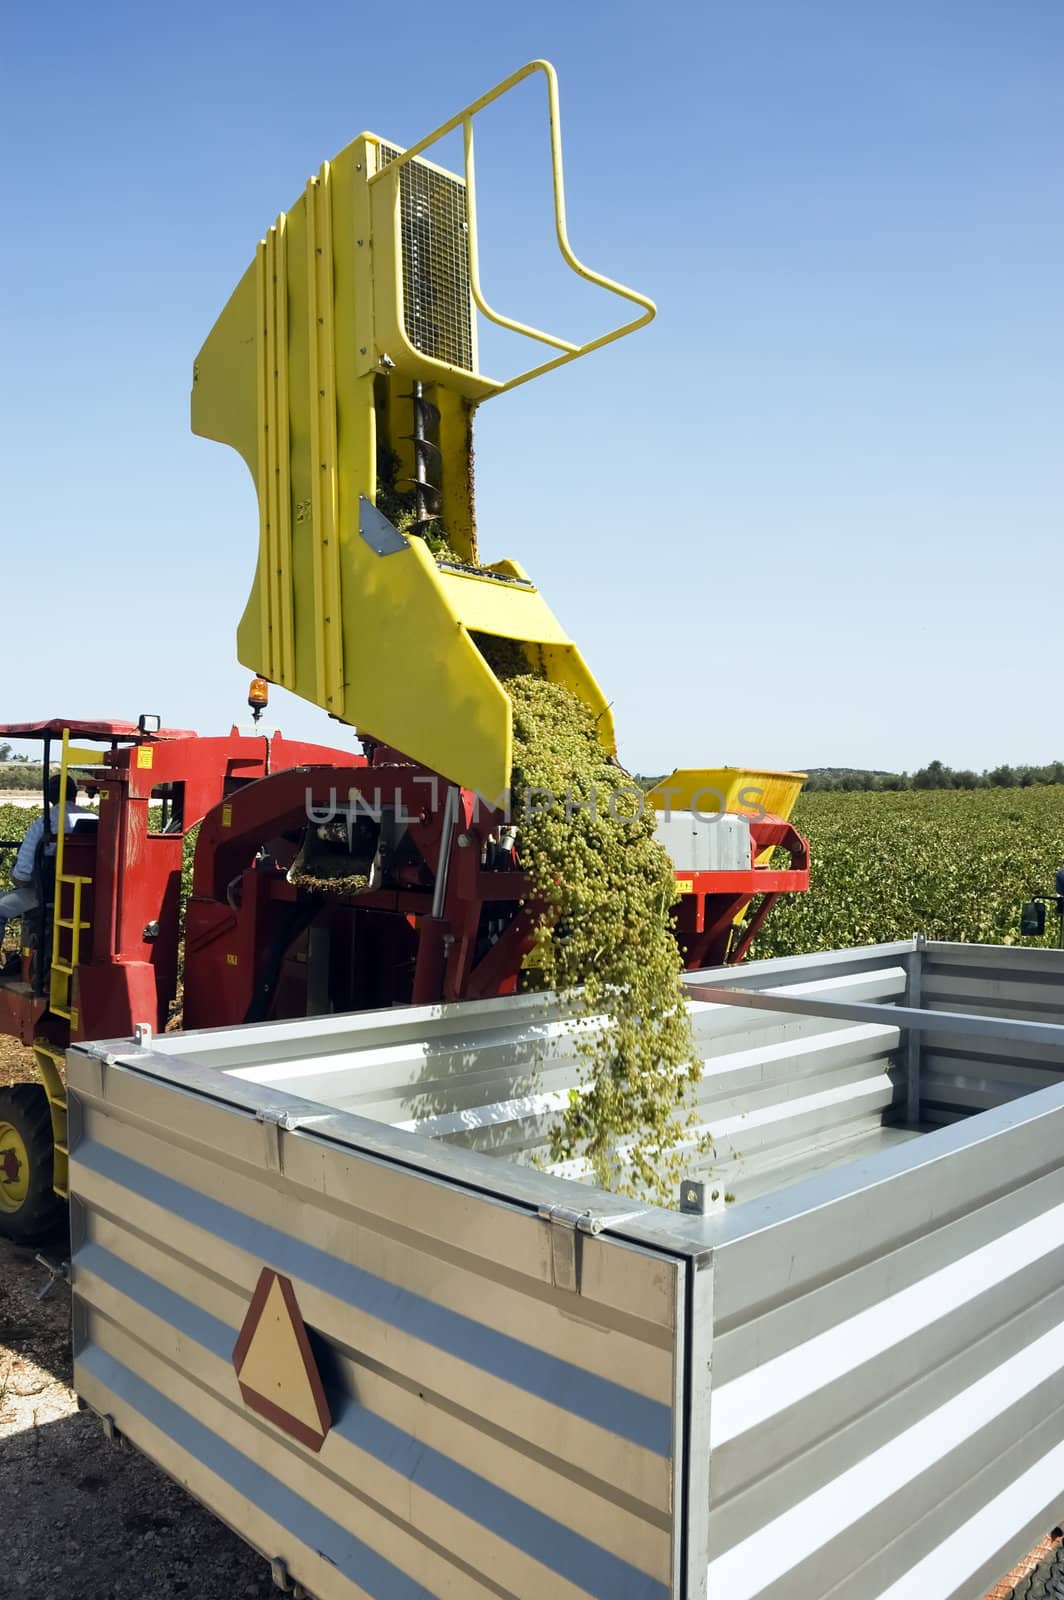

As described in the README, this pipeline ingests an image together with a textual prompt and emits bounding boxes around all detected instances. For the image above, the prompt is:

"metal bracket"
[904,939,924,1126]
[78,1049,108,1101]
[255,1107,333,1175]
[99,1411,126,1448]
[680,1179,710,1216]
[34,1253,69,1301]
[358,495,409,556]
[538,1202,646,1293]
[539,1204,589,1293]
[269,1556,307,1597]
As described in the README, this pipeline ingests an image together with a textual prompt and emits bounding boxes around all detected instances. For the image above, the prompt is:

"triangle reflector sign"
[233,1268,331,1452]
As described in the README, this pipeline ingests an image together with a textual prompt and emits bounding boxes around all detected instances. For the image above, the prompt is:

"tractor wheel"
[0,1083,64,1244]
[1002,1541,1064,1598]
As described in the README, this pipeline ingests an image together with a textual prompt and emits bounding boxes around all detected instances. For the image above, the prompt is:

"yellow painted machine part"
[191,62,654,801]
[33,1043,68,1198]
[50,728,91,1028]
[646,768,806,821]
[0,1118,30,1212]
[0,1044,66,1209]
[647,767,807,873]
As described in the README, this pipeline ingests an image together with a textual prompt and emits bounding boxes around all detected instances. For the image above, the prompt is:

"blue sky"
[2,0,1061,775]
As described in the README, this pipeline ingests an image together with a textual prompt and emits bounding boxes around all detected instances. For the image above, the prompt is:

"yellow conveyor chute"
[192,62,655,799]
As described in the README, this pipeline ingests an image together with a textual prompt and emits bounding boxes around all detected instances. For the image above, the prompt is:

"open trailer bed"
[66,938,1064,1600]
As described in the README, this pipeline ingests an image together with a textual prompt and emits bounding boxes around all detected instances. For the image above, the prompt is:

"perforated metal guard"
[379,143,474,372]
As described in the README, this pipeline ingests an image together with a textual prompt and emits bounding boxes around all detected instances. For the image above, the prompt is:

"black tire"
[1005,1544,1064,1599]
[0,1082,65,1244]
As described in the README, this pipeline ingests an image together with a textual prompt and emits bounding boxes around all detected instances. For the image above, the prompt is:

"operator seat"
[22,816,99,995]
[21,833,57,994]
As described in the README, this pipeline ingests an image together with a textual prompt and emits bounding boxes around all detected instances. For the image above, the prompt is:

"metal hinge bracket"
[538,1202,645,1294]
[269,1555,307,1596]
[255,1106,332,1174]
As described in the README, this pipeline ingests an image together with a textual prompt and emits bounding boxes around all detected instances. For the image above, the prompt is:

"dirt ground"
[1,1033,36,1087]
[0,1238,274,1599]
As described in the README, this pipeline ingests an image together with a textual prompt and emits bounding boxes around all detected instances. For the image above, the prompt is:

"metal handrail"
[50,727,92,1023]
[368,59,656,396]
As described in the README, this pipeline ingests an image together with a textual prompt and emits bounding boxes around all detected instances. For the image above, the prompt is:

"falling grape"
[475,651,704,1204]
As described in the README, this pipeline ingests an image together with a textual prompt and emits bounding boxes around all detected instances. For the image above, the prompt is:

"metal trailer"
[66,938,1064,1600]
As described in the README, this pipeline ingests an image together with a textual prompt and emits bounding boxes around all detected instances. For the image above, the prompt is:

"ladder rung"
[55,919,90,931]
[51,962,74,976]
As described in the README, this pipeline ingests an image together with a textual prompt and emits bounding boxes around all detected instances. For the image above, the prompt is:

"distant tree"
[0,742,10,761]
[796,761,1064,794]
[914,760,953,790]
[3,765,43,790]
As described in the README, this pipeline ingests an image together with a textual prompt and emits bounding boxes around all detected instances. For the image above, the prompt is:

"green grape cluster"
[289,820,370,896]
[289,863,370,896]
[375,447,463,564]
[502,674,704,1204]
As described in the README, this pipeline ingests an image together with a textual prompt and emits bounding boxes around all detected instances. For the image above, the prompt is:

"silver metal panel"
[652,811,750,873]
[358,494,409,556]
[702,1071,1064,1599]
[68,1056,687,1600]
[125,963,906,1206]
[67,939,1064,1599]
[918,943,1064,1124]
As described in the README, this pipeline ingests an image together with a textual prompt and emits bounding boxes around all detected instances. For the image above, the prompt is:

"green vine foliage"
[753,787,1064,956]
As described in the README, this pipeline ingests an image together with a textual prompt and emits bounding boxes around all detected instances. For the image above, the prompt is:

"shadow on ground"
[0,1239,272,1600]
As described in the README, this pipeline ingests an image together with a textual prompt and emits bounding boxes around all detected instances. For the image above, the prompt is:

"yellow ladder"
[48,727,99,1029]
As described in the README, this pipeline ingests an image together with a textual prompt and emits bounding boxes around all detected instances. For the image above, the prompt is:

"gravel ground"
[1,1033,36,1088]
[0,1237,275,1599]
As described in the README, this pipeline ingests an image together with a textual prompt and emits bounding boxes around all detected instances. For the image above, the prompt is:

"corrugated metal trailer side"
[136,942,914,1200]
[66,941,1064,1600]
[702,1078,1064,1600]
[919,943,1064,1124]
[66,1056,694,1600]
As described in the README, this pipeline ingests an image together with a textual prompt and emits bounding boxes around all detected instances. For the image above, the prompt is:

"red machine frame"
[0,719,363,1049]
[0,723,810,1043]
[183,752,810,1026]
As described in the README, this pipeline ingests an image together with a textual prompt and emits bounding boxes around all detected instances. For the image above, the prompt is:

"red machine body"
[672,815,810,969]
[0,723,809,1046]
[184,756,532,1026]
[183,751,810,1025]
[0,720,362,1050]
